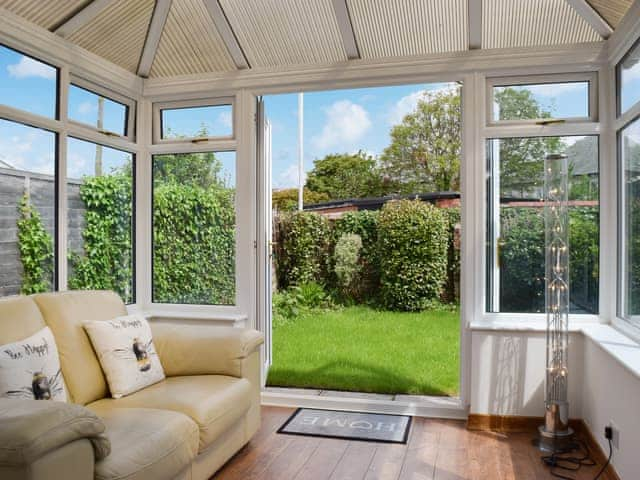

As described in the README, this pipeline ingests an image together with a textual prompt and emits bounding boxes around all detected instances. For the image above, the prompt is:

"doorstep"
[261,387,467,419]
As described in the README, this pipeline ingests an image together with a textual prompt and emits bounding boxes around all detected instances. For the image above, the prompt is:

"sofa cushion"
[88,375,252,451]
[0,327,68,402]
[84,315,165,398]
[32,291,127,405]
[88,405,198,480]
[0,296,46,345]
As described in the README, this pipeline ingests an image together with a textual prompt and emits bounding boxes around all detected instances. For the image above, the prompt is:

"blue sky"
[2,43,640,188]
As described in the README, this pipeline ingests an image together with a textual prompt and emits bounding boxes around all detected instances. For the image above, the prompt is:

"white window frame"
[68,75,137,141]
[483,71,603,324]
[152,97,235,145]
[143,92,251,321]
[0,33,141,301]
[486,72,599,126]
[615,35,640,119]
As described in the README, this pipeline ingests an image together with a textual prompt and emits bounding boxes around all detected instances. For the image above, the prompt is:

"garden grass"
[266,305,460,396]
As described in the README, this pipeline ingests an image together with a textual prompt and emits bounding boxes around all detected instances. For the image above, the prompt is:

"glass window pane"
[493,82,589,122]
[486,136,599,314]
[621,117,640,326]
[160,104,233,139]
[152,151,236,305]
[67,138,134,303]
[0,119,56,296]
[68,85,129,136]
[619,40,640,114]
[0,45,57,118]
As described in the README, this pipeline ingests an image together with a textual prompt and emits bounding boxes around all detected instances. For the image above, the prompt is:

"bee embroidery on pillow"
[5,369,64,400]
[113,338,154,372]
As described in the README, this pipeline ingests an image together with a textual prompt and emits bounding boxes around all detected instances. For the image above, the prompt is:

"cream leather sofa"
[0,290,264,480]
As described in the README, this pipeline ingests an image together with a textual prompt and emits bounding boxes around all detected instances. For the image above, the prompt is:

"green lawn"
[266,305,459,396]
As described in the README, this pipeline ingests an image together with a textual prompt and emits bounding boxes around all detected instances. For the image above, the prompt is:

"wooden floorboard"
[213,407,610,480]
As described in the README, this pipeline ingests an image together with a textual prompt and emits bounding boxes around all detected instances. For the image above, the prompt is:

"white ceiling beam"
[203,0,249,70]
[468,0,482,50]
[55,0,116,38]
[137,0,172,78]
[331,0,360,60]
[565,0,613,39]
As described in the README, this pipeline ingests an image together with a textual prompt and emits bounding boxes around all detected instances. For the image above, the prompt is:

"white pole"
[297,92,304,211]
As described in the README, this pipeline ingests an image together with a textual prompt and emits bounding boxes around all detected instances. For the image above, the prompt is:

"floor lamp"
[536,153,575,452]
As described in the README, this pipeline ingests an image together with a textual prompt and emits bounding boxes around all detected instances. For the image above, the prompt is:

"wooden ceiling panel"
[219,0,347,68]
[0,0,90,31]
[586,0,633,28]
[149,0,235,77]
[67,0,155,73]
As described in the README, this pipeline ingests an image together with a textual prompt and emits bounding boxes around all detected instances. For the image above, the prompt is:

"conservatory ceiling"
[0,0,634,78]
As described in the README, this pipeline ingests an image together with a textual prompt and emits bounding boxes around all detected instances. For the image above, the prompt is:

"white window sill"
[469,315,602,332]
[470,317,640,380]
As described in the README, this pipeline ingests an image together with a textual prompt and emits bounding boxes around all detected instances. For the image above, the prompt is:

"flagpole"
[297,92,304,211]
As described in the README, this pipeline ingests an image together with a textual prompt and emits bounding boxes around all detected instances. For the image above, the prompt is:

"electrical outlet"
[608,421,620,450]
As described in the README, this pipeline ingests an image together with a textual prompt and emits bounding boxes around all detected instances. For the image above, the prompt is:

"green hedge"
[498,206,599,313]
[378,200,448,311]
[275,211,332,289]
[152,182,235,305]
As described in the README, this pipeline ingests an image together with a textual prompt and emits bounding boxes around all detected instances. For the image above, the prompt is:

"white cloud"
[77,101,97,115]
[388,90,425,125]
[312,100,371,152]
[217,110,233,129]
[511,82,584,98]
[276,163,306,189]
[0,133,54,175]
[7,56,56,80]
[388,84,459,125]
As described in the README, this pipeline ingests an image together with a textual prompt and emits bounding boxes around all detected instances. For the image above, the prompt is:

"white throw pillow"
[0,326,68,402]
[83,314,165,398]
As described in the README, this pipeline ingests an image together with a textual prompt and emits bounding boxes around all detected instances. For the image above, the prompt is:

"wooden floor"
[213,407,608,479]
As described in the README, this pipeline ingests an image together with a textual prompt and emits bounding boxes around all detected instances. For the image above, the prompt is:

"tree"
[306,151,387,201]
[154,125,226,189]
[492,88,560,197]
[272,188,330,211]
[381,88,462,193]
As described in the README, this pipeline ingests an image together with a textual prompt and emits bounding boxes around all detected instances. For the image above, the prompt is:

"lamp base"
[533,425,576,453]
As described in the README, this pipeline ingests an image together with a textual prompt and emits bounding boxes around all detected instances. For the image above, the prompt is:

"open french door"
[256,97,273,386]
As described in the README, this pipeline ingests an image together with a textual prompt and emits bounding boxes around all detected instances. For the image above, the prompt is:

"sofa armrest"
[151,323,264,378]
[0,399,110,468]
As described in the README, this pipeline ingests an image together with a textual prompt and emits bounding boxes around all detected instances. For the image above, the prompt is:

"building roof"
[0,0,633,78]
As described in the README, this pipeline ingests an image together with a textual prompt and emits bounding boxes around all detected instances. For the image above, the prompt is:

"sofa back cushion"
[32,291,127,405]
[0,296,46,345]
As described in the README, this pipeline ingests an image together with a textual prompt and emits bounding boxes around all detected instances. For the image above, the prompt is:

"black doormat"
[277,408,412,444]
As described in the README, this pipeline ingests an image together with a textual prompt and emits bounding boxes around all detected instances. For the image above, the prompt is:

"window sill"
[143,310,248,327]
[469,315,602,332]
[470,318,640,380]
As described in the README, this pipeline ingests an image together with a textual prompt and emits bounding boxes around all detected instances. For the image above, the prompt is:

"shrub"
[17,195,54,294]
[272,282,334,326]
[377,200,448,311]
[275,211,331,288]
[333,210,379,300]
[334,233,363,298]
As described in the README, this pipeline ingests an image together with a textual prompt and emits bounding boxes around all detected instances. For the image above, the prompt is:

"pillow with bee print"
[0,326,68,402]
[83,314,165,398]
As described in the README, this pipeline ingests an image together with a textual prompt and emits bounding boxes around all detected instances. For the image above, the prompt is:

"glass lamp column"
[537,153,574,451]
